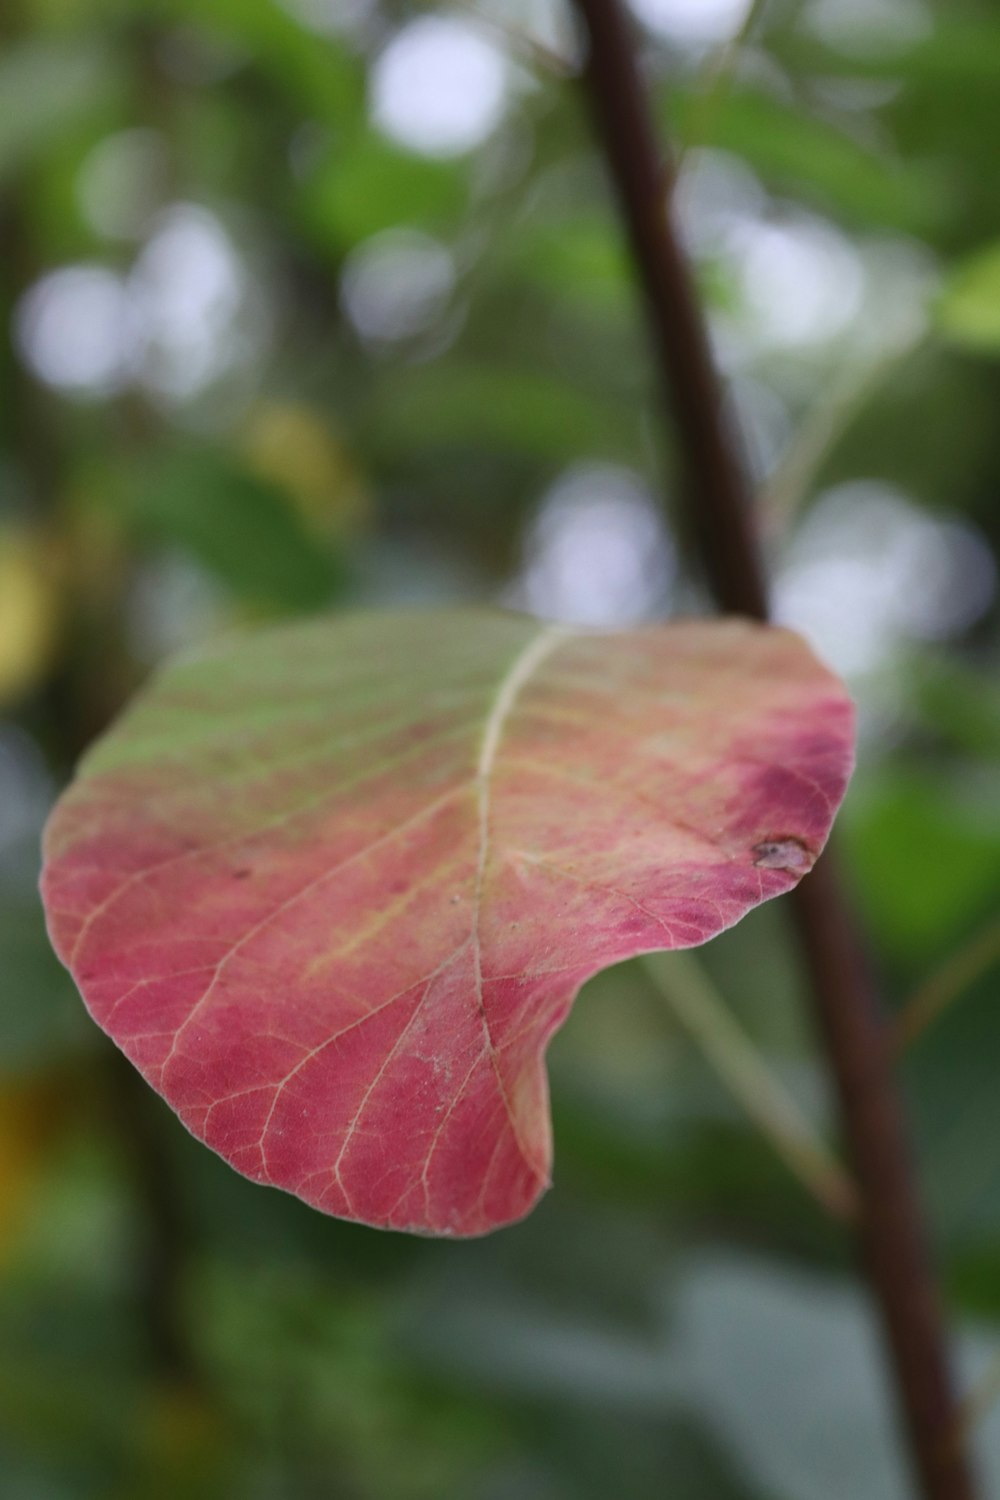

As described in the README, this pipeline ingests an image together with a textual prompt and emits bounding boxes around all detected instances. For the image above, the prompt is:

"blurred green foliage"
[2,0,1000,1495]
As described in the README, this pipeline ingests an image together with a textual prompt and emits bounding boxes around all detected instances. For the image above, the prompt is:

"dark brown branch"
[569,3,767,620]
[792,857,972,1498]
[103,1049,194,1379]
[568,2,975,1497]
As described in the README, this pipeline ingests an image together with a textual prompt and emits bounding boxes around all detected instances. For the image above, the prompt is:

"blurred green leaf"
[937,241,1000,353]
[162,0,363,123]
[913,655,1000,758]
[842,768,1000,965]
[365,363,639,464]
[0,886,85,1071]
[502,217,632,313]
[300,131,466,248]
[123,453,344,610]
[775,16,1000,92]
[194,1260,500,1500]
[666,1257,1000,1500]
[675,87,943,231]
[0,40,120,185]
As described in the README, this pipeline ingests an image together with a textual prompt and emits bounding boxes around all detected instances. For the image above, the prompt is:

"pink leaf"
[41,610,854,1235]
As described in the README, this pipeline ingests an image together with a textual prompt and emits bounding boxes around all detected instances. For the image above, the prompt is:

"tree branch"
[568,2,976,1496]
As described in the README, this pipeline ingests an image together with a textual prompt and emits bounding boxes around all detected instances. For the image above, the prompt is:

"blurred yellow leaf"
[0,1075,64,1261]
[137,1383,224,1479]
[241,402,370,537]
[0,527,62,707]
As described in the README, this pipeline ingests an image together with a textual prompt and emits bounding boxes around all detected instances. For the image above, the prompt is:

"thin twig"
[446,0,576,78]
[102,1049,194,1378]
[568,2,976,1496]
[643,952,857,1220]
[675,0,770,169]
[893,917,1000,1055]
[760,336,924,538]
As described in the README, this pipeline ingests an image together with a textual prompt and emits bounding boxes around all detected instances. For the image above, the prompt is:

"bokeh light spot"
[509,464,676,626]
[370,16,509,158]
[341,229,456,345]
[14,266,138,398]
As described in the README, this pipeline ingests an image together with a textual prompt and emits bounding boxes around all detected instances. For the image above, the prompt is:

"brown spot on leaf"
[753,836,813,872]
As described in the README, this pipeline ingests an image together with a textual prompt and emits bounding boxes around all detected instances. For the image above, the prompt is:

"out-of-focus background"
[2,0,1000,1495]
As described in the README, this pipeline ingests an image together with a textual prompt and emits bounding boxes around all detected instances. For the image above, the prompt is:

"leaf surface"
[41,611,854,1236]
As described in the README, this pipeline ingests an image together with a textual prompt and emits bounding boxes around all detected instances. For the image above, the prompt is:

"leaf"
[841,768,1000,964]
[365,363,637,465]
[124,452,344,610]
[668,1256,1000,1500]
[0,527,62,708]
[0,886,85,1071]
[299,129,465,247]
[161,0,363,125]
[239,402,370,539]
[0,41,119,185]
[40,610,854,1236]
[674,87,941,232]
[936,242,1000,354]
[503,217,633,314]
[407,1246,1000,1499]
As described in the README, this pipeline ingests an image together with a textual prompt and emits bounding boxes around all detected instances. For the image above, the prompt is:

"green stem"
[760,337,924,537]
[449,0,574,76]
[894,918,1000,1054]
[643,952,858,1220]
[676,0,771,167]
